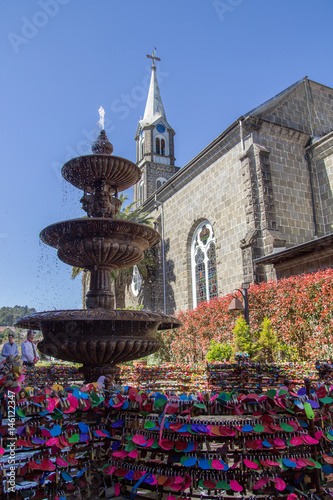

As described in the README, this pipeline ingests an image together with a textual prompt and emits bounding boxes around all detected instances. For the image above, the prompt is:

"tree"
[0,306,36,326]
[253,317,278,363]
[71,194,156,309]
[233,316,256,359]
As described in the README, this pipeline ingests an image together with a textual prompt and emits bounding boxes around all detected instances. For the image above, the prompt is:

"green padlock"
[304,402,315,420]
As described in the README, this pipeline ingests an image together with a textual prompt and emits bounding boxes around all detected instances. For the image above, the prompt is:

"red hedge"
[163,269,333,362]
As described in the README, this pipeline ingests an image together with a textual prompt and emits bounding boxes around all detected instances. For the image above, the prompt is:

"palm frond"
[71,267,83,280]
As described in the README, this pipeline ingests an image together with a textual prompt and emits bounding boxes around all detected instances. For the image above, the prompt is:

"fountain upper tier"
[62,130,142,219]
[62,154,141,193]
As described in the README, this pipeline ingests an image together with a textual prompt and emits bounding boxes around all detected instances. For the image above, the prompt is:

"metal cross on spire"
[146,47,161,68]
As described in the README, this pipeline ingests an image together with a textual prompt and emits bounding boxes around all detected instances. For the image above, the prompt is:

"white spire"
[141,49,167,126]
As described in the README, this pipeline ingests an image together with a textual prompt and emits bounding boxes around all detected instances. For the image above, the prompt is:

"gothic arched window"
[156,177,166,190]
[140,138,145,160]
[156,138,160,155]
[191,221,218,308]
[131,265,142,296]
[161,139,165,156]
[138,181,144,203]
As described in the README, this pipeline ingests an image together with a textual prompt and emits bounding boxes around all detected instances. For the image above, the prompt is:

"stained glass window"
[195,248,207,304]
[207,243,218,299]
[191,221,218,308]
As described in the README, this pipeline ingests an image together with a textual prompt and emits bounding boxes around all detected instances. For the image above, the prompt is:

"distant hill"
[0,306,36,326]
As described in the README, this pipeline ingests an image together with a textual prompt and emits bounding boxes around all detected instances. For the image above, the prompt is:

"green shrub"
[206,340,233,362]
[277,341,301,363]
[233,316,256,359]
[254,317,278,363]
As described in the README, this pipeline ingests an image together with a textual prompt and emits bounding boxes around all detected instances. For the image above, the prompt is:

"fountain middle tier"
[40,217,161,269]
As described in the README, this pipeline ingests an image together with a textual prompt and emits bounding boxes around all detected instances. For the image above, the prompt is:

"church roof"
[244,78,305,118]
[254,232,333,266]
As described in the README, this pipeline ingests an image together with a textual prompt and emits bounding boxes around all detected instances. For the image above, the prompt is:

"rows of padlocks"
[1,357,333,499]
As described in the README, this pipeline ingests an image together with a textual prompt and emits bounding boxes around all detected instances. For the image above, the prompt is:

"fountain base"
[78,364,120,384]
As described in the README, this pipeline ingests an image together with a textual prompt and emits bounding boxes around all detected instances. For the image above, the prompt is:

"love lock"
[102,485,121,499]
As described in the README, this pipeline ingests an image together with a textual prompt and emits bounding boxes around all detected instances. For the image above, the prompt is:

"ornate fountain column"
[86,268,115,310]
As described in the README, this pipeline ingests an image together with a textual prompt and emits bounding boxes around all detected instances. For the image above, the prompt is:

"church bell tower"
[134,50,178,205]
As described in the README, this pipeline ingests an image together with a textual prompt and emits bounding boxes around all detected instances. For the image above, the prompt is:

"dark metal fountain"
[16,121,180,382]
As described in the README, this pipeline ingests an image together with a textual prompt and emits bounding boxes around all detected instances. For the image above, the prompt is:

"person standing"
[1,332,19,359]
[21,330,39,367]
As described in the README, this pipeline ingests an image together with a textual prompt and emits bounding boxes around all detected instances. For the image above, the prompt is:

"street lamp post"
[228,282,250,325]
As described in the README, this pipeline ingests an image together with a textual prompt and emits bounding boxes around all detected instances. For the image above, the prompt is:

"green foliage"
[206,340,232,362]
[0,306,36,326]
[122,305,144,310]
[276,341,301,363]
[115,193,153,225]
[145,353,162,365]
[0,328,13,341]
[233,316,255,359]
[110,194,155,287]
[154,330,175,363]
[253,317,278,363]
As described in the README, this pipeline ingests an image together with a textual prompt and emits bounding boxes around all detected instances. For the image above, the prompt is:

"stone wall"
[125,80,333,314]
[253,124,318,247]
[318,152,333,233]
[256,80,333,137]
[275,249,333,279]
[145,141,249,314]
[127,126,333,314]
[310,134,333,235]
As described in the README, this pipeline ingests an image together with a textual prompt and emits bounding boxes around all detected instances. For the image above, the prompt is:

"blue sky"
[0,0,332,311]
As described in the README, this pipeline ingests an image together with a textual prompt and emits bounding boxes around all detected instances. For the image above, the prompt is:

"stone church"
[125,58,333,315]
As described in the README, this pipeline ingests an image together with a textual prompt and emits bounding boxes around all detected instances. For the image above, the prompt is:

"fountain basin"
[15,309,181,368]
[37,335,161,365]
[62,155,141,192]
[40,218,160,269]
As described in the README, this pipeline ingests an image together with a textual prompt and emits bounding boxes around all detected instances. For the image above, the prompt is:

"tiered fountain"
[16,123,180,382]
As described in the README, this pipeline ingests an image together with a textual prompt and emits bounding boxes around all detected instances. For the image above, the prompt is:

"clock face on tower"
[156,124,165,133]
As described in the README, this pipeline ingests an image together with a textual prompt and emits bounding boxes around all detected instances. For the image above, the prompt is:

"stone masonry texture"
[124,80,333,315]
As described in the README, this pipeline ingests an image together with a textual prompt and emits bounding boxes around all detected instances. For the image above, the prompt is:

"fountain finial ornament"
[15,114,181,382]
[92,108,113,155]
[91,129,114,155]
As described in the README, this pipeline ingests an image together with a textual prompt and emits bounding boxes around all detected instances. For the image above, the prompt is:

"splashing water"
[98,106,105,130]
